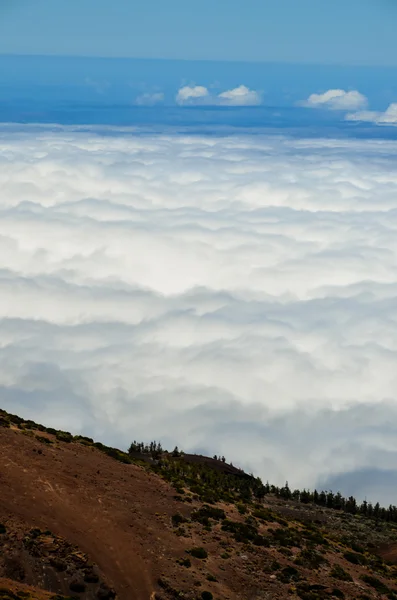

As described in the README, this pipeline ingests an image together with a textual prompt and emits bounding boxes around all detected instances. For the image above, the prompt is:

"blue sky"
[2,1,397,506]
[0,0,397,65]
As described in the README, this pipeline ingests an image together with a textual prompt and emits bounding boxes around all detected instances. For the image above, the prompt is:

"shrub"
[177,557,191,568]
[74,435,94,444]
[343,551,367,566]
[237,503,248,515]
[93,443,132,464]
[206,574,217,582]
[295,547,328,569]
[0,524,6,534]
[36,435,53,445]
[172,513,188,527]
[330,564,353,582]
[192,505,226,523]
[296,582,329,600]
[56,431,73,443]
[277,566,301,583]
[187,547,208,559]
[361,574,389,594]
[201,593,213,600]
[221,519,259,544]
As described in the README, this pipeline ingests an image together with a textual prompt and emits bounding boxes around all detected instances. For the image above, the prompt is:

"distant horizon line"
[1,52,397,70]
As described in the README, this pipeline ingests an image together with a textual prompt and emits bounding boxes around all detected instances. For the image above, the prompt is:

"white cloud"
[346,102,397,125]
[135,92,164,106]
[176,85,209,105]
[218,85,262,106]
[176,84,261,106]
[2,126,397,502]
[302,89,368,111]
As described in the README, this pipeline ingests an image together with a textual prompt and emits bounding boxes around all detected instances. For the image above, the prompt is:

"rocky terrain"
[2,408,397,600]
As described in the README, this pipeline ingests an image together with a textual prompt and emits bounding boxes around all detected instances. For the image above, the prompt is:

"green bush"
[252,508,276,522]
[343,551,367,566]
[201,593,213,600]
[277,566,301,583]
[192,505,226,523]
[56,431,73,443]
[177,557,191,568]
[221,519,259,544]
[74,435,94,444]
[172,513,188,527]
[361,574,389,594]
[237,503,248,514]
[206,574,217,582]
[36,435,53,445]
[295,547,328,569]
[330,564,353,582]
[0,524,6,534]
[187,547,208,559]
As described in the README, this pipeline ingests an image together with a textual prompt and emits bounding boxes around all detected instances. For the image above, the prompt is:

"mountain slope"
[2,409,397,600]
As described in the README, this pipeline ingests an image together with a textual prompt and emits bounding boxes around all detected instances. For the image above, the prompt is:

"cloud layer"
[2,126,397,502]
[302,89,368,111]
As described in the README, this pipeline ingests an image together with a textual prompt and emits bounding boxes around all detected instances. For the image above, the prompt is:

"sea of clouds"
[2,124,397,502]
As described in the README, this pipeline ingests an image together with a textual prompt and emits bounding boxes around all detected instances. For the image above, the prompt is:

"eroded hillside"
[2,409,397,600]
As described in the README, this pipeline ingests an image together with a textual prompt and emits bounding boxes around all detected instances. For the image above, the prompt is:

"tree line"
[129,440,397,524]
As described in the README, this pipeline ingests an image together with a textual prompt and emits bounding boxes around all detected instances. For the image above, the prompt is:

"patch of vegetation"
[191,505,226,524]
[187,547,208,559]
[269,526,303,548]
[36,435,53,445]
[296,583,337,600]
[171,513,188,527]
[0,524,6,534]
[157,578,184,599]
[201,593,213,600]
[343,550,367,565]
[330,564,353,582]
[251,507,276,522]
[206,574,217,582]
[93,442,132,464]
[277,565,301,583]
[237,503,248,514]
[55,431,73,443]
[295,547,329,569]
[177,557,191,568]
[361,574,390,594]
[74,435,94,444]
[221,518,260,544]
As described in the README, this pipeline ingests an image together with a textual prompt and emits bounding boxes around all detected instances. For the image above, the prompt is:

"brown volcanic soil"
[3,419,397,600]
[0,425,193,600]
